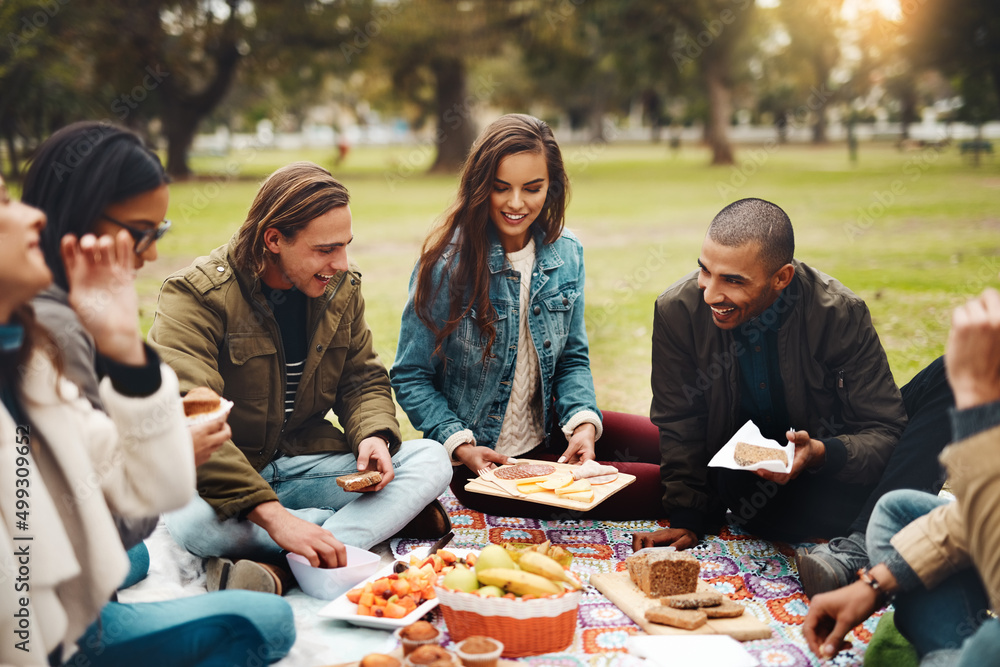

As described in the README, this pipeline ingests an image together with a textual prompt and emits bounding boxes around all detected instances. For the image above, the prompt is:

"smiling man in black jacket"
[633,198,953,598]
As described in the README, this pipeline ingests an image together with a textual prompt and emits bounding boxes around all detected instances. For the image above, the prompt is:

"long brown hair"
[413,114,569,361]
[232,162,350,277]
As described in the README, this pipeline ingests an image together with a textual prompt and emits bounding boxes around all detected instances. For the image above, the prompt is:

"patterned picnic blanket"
[391,490,881,666]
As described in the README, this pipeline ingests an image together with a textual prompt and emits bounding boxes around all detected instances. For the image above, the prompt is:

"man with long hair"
[149,162,451,592]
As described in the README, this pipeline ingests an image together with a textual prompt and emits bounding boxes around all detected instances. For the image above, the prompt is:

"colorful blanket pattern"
[394,490,881,666]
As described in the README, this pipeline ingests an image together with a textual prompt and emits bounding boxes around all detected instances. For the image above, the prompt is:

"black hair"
[21,121,169,290]
[708,198,794,275]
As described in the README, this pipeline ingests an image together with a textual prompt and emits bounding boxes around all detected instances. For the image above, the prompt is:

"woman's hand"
[190,414,232,467]
[455,444,510,473]
[559,422,597,464]
[62,230,145,366]
[946,287,1000,410]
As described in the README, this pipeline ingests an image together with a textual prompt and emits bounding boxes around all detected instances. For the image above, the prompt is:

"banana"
[476,568,563,597]
[519,550,582,590]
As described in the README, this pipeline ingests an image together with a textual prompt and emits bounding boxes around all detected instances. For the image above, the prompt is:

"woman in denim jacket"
[391,114,662,518]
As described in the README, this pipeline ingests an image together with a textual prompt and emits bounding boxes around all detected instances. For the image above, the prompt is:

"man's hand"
[946,287,1000,410]
[248,501,347,568]
[755,429,825,485]
[803,580,880,659]
[559,423,597,464]
[189,414,232,467]
[455,444,511,474]
[632,528,698,551]
[62,231,145,366]
[355,436,395,491]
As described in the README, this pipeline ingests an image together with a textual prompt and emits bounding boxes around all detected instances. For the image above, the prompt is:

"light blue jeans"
[65,591,293,666]
[867,489,997,666]
[164,439,451,561]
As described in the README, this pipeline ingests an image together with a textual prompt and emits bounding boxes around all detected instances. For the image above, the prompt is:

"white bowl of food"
[286,545,381,600]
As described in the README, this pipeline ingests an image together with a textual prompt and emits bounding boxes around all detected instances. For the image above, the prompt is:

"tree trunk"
[703,55,735,165]
[135,2,242,178]
[2,133,17,179]
[162,106,202,179]
[812,102,828,144]
[428,56,477,174]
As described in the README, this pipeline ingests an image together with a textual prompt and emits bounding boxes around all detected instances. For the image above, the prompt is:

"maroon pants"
[449,411,664,520]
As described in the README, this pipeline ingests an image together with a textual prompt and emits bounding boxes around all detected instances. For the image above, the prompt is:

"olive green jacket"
[148,237,401,520]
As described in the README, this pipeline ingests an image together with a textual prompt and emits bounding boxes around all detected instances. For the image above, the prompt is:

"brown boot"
[395,498,452,539]
[205,557,294,595]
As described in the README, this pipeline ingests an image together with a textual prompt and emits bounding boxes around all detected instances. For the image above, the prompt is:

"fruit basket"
[434,586,582,657]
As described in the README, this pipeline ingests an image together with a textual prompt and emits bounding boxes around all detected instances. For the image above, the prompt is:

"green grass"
[38,142,1000,438]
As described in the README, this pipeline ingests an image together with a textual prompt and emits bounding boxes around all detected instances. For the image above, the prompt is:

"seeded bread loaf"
[626,551,700,597]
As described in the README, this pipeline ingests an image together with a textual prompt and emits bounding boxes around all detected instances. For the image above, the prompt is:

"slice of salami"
[588,473,619,485]
[494,463,556,480]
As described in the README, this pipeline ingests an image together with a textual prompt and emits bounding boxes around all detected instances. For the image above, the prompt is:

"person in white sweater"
[391,114,664,519]
[0,172,291,666]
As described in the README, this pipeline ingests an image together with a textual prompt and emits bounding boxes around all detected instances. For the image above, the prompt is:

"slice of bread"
[704,597,745,618]
[734,441,788,467]
[336,470,383,491]
[661,590,723,609]
[182,386,221,417]
[645,604,707,630]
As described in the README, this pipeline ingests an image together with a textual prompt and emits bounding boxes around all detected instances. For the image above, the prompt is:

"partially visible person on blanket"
[21,122,294,666]
[390,114,662,520]
[633,199,954,596]
[804,287,1000,665]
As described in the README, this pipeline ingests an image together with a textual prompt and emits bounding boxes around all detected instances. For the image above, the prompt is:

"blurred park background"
[2,0,997,436]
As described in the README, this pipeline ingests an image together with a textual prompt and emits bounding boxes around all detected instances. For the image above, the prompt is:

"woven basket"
[434,586,581,657]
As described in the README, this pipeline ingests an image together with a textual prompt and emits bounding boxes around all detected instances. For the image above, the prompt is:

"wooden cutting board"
[464,459,636,511]
[590,572,772,641]
[329,646,519,666]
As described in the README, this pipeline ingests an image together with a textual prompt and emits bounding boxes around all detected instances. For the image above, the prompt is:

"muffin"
[453,636,503,667]
[404,644,456,666]
[359,655,402,667]
[394,621,441,656]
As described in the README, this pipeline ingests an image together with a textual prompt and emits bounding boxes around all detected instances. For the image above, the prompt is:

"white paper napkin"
[707,419,794,474]
[627,635,758,666]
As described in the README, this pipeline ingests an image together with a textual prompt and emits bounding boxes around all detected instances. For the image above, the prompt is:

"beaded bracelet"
[857,567,894,605]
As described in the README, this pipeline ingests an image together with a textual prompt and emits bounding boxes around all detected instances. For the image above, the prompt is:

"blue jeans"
[867,490,992,661]
[164,439,451,561]
[64,590,293,667]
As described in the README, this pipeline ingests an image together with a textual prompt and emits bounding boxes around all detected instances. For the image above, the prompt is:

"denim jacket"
[391,227,600,451]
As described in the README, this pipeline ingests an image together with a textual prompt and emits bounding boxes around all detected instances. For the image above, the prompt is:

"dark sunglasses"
[101,213,171,255]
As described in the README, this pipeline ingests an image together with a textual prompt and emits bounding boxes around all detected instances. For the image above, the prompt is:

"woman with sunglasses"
[19,122,294,666]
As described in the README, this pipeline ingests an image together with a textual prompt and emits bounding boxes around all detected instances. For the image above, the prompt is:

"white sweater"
[0,353,194,665]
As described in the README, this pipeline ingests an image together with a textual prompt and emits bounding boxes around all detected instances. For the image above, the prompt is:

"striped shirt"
[267,286,308,420]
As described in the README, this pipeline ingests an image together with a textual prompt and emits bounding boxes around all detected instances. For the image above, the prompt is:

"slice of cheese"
[554,479,593,495]
[515,482,547,494]
[508,474,553,485]
[538,473,574,490]
[562,490,595,503]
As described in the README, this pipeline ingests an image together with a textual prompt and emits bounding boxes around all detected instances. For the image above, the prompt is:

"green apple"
[442,564,480,593]
[475,585,504,598]
[475,544,517,576]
